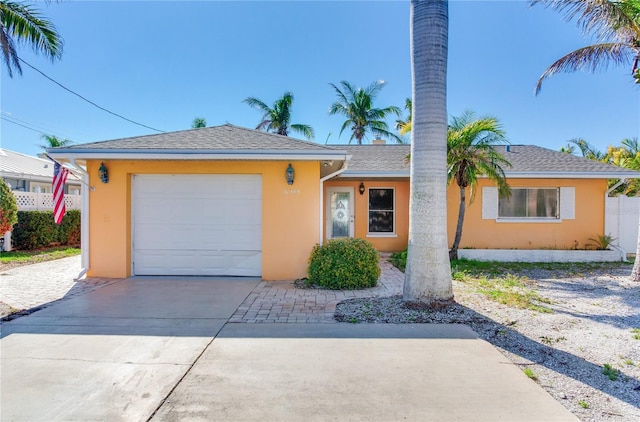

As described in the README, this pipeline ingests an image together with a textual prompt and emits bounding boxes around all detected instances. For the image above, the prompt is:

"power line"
[0,110,86,142]
[1,116,48,135]
[19,58,165,133]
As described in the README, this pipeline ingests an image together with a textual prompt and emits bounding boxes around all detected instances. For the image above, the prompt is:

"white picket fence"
[605,195,640,253]
[12,191,81,211]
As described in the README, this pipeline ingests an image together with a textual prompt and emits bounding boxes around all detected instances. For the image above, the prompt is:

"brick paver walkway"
[0,256,120,315]
[1,254,404,323]
[229,255,404,323]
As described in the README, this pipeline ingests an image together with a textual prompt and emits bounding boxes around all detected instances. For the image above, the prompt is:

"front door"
[326,187,354,239]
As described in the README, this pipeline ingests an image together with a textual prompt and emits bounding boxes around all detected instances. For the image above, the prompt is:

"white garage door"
[132,174,262,276]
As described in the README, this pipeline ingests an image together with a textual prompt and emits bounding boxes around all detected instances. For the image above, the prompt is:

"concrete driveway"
[1,276,577,421]
[0,276,260,421]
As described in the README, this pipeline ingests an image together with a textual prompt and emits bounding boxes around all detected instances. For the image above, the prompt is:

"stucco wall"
[323,180,409,252]
[447,178,607,250]
[326,177,607,252]
[86,160,319,280]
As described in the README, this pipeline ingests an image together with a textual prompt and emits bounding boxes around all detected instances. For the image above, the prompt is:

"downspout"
[605,179,627,261]
[69,159,91,279]
[319,158,350,245]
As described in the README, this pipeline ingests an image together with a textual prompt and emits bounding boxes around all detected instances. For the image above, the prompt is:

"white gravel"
[335,267,640,421]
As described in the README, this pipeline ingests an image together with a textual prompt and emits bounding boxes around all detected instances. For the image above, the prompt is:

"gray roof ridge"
[57,123,341,151]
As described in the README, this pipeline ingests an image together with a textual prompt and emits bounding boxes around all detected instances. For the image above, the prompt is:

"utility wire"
[19,58,165,133]
[1,110,86,141]
[1,116,48,135]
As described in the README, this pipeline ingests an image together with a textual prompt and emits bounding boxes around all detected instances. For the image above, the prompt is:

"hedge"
[11,210,81,250]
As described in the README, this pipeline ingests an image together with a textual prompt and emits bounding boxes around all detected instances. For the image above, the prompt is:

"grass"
[578,400,590,409]
[602,363,620,381]
[0,247,81,267]
[389,251,632,277]
[632,328,640,340]
[522,367,538,381]
[454,270,553,313]
[387,251,633,313]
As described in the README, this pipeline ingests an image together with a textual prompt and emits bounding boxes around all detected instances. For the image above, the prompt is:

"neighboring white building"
[0,148,81,194]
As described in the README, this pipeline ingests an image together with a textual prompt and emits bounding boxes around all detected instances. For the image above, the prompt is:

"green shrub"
[11,210,81,250]
[0,179,18,236]
[308,238,380,289]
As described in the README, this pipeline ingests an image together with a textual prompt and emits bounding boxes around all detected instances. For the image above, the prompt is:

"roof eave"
[46,149,349,161]
[503,171,640,179]
[340,171,410,178]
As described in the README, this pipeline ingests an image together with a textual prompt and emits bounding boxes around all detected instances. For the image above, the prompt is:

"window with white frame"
[499,188,559,219]
[368,188,394,233]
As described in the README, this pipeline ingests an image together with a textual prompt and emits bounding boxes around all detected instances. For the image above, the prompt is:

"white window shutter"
[560,187,575,220]
[482,187,499,219]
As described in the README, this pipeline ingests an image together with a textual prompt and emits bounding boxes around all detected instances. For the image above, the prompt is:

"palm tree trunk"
[404,0,453,303]
[450,186,466,260]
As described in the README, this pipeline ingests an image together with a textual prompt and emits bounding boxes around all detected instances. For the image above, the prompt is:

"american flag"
[53,162,69,224]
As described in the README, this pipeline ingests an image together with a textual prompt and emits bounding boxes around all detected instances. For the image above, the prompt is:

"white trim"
[319,162,349,245]
[367,186,396,235]
[559,187,575,220]
[69,159,89,279]
[482,187,499,219]
[499,187,561,220]
[326,186,355,240]
[339,170,640,180]
[341,171,409,178]
[48,151,349,161]
[501,171,640,179]
[496,218,562,224]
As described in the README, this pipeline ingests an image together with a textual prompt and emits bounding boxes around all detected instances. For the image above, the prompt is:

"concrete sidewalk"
[152,323,577,421]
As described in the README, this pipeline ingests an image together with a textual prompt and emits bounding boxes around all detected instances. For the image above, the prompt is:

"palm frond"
[0,0,63,76]
[290,123,315,140]
[535,42,634,93]
[530,0,640,42]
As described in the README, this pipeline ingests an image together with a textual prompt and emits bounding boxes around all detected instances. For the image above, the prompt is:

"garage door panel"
[132,175,262,276]
[133,250,261,276]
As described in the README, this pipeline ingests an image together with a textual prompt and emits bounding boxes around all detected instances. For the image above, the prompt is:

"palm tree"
[40,134,72,149]
[568,138,606,160]
[191,117,206,128]
[0,0,63,77]
[395,98,413,135]
[559,144,576,154]
[532,0,640,281]
[243,91,314,140]
[532,0,640,93]
[447,111,511,260]
[403,0,453,304]
[328,80,402,144]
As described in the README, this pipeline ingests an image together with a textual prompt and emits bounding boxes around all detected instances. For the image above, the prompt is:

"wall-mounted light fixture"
[285,163,295,185]
[98,162,109,184]
[359,182,365,195]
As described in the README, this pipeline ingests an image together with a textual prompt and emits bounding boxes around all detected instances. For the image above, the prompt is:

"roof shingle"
[58,124,339,152]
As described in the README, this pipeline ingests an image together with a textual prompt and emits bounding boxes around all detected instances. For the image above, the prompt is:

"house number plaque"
[282,188,301,195]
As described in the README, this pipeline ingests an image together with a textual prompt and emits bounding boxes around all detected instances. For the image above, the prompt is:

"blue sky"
[1,0,638,157]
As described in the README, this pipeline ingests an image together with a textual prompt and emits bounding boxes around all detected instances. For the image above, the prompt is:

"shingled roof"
[48,124,347,160]
[338,144,640,179]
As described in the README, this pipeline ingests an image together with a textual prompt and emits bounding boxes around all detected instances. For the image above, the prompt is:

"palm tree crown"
[532,0,640,93]
[0,0,63,77]
[191,117,206,128]
[395,97,413,136]
[243,91,314,140]
[40,134,72,149]
[329,80,402,144]
[447,111,511,259]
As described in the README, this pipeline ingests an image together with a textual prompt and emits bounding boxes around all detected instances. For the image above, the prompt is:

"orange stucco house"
[48,124,640,280]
